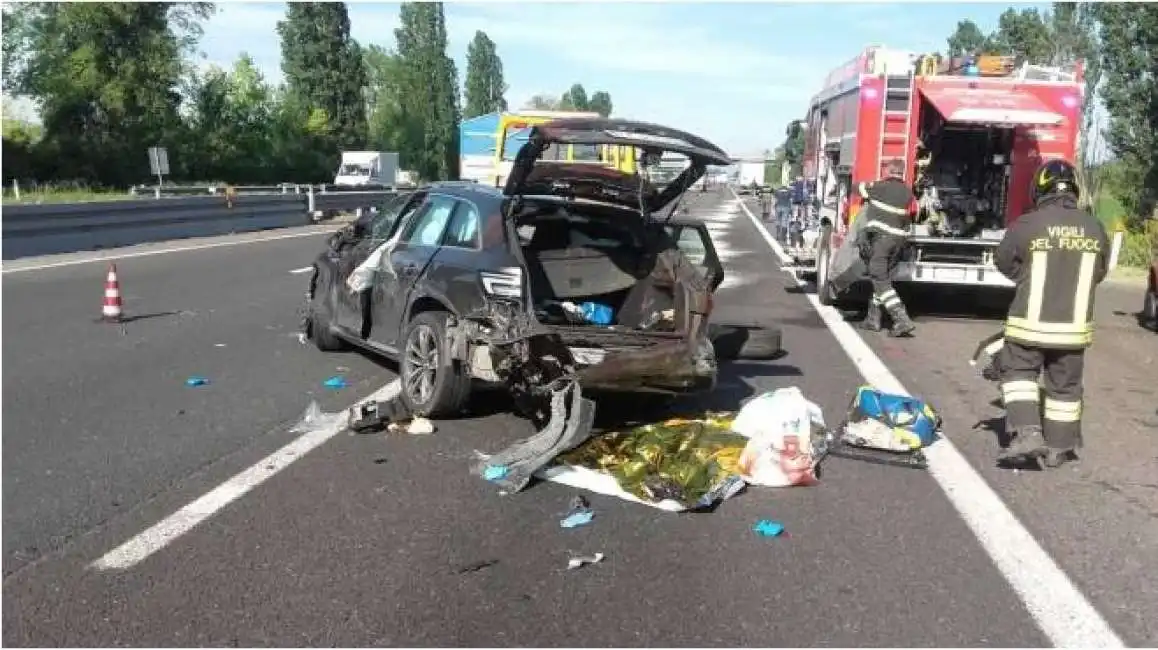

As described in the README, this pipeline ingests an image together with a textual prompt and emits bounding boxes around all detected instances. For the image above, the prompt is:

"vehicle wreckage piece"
[347,396,416,433]
[472,379,596,493]
[810,429,929,472]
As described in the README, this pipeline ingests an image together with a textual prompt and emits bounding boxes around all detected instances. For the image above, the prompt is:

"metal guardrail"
[1,191,396,260]
[128,183,413,198]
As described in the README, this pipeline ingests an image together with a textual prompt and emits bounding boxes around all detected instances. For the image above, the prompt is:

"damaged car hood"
[503,117,732,214]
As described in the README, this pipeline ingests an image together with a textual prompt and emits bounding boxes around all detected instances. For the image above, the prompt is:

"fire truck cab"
[796,46,1084,307]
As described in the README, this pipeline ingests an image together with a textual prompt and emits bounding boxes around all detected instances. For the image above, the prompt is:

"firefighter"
[994,159,1110,469]
[856,159,917,337]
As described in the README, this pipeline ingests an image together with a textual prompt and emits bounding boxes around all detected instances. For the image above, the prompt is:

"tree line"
[773,2,1157,232]
[0,2,616,189]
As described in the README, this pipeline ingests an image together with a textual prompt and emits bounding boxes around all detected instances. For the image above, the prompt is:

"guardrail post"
[1108,229,1125,272]
[307,185,316,213]
[154,185,161,200]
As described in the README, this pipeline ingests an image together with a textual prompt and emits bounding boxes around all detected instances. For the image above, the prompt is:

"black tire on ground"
[710,324,784,361]
[308,266,349,352]
[399,310,472,418]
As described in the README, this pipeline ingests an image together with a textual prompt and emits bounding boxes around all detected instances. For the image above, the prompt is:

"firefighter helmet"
[1030,159,1080,204]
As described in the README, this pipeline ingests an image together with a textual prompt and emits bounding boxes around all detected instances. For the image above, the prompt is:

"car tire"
[399,310,472,418]
[308,266,348,352]
[710,324,783,361]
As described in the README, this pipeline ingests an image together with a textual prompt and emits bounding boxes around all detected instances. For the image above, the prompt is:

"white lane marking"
[289,266,314,274]
[91,380,401,571]
[2,228,338,275]
[729,188,1124,648]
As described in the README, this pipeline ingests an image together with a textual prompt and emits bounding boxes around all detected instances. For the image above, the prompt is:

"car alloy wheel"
[403,323,439,406]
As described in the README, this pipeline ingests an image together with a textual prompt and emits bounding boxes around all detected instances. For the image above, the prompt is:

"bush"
[1116,220,1158,269]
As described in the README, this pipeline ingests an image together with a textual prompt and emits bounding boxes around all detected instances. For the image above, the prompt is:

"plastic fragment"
[753,519,785,537]
[290,400,348,434]
[560,510,594,529]
[482,464,509,481]
[566,552,605,570]
[185,376,209,387]
[323,375,348,389]
[407,417,435,435]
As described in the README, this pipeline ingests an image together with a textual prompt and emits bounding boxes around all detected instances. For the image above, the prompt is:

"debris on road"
[542,412,749,512]
[290,400,348,434]
[403,417,435,435]
[566,552,605,571]
[184,376,209,387]
[455,559,499,574]
[347,396,414,433]
[753,519,786,537]
[472,379,595,493]
[482,464,509,482]
[322,375,348,390]
[811,386,939,472]
[732,387,825,487]
[560,497,595,529]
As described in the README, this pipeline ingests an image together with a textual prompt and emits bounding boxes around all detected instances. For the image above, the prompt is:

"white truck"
[333,151,399,188]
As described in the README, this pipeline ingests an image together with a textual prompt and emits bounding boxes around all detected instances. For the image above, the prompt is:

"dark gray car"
[305,118,780,417]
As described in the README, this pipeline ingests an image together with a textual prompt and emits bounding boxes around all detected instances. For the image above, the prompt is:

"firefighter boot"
[860,302,884,332]
[998,425,1048,466]
[885,302,916,337]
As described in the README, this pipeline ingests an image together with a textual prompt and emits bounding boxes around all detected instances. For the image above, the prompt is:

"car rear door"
[367,194,460,348]
[663,220,725,292]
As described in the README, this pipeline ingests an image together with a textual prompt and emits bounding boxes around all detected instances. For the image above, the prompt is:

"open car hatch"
[503,118,732,214]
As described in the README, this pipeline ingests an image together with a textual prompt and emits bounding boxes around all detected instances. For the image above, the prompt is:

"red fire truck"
[795,46,1084,306]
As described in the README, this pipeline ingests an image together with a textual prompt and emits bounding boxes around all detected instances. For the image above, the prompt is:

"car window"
[443,201,481,249]
[665,225,708,266]
[403,195,456,247]
[369,193,413,241]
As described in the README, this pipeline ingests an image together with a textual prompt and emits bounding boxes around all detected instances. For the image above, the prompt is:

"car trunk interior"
[513,203,686,340]
[918,98,1016,233]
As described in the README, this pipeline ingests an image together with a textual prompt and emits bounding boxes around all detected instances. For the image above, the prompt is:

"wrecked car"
[304,117,780,418]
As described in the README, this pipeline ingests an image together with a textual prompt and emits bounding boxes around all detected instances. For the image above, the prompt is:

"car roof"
[421,181,504,201]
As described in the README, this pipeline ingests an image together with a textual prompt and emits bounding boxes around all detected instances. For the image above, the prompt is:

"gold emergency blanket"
[554,413,747,508]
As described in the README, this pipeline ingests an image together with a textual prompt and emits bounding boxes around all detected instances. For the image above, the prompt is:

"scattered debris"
[290,401,348,434]
[753,519,785,537]
[214,343,227,348]
[566,553,605,571]
[810,386,938,472]
[185,376,209,387]
[482,464,509,482]
[336,366,350,372]
[472,379,595,493]
[732,387,825,487]
[322,375,348,390]
[406,417,435,435]
[455,559,499,574]
[560,508,594,529]
[348,397,414,433]
[296,332,308,345]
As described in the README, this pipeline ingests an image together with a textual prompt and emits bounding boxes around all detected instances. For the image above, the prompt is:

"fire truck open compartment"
[916,93,1016,235]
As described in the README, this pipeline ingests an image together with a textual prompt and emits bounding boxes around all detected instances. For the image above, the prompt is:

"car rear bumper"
[571,334,717,395]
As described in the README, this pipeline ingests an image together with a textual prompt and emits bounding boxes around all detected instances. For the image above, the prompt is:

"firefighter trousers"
[863,233,905,312]
[999,340,1085,450]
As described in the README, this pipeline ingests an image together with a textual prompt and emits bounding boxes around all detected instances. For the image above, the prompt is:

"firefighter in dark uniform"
[995,159,1110,469]
[857,159,917,337]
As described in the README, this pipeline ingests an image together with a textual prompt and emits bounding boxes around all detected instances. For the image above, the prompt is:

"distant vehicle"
[737,160,764,188]
[795,46,1083,307]
[306,118,779,417]
[334,151,399,188]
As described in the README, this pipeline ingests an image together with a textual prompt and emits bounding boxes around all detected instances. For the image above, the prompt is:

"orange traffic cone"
[102,263,123,322]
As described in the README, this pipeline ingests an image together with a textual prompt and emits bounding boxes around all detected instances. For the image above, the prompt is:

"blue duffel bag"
[840,385,941,452]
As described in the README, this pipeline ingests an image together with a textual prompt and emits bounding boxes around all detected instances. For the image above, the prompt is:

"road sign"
[148,147,170,176]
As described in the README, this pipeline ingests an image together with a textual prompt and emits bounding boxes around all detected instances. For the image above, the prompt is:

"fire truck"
[793,46,1084,307]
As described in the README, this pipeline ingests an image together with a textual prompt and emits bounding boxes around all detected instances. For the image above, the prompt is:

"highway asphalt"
[2,190,1155,646]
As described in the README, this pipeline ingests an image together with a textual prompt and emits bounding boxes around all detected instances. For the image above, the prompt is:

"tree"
[394,2,460,180]
[463,30,507,118]
[986,8,1053,63]
[277,2,367,150]
[588,91,613,117]
[1091,2,1158,223]
[523,94,561,110]
[782,120,805,169]
[14,2,213,186]
[559,83,589,111]
[363,45,410,153]
[946,19,989,57]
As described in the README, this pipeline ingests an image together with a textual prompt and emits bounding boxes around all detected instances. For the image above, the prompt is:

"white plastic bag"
[731,387,825,487]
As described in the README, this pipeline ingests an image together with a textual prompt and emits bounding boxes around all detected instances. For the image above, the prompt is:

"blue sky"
[198,1,1047,157]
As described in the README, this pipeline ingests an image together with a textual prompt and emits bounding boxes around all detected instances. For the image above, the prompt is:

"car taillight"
[480,268,524,299]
